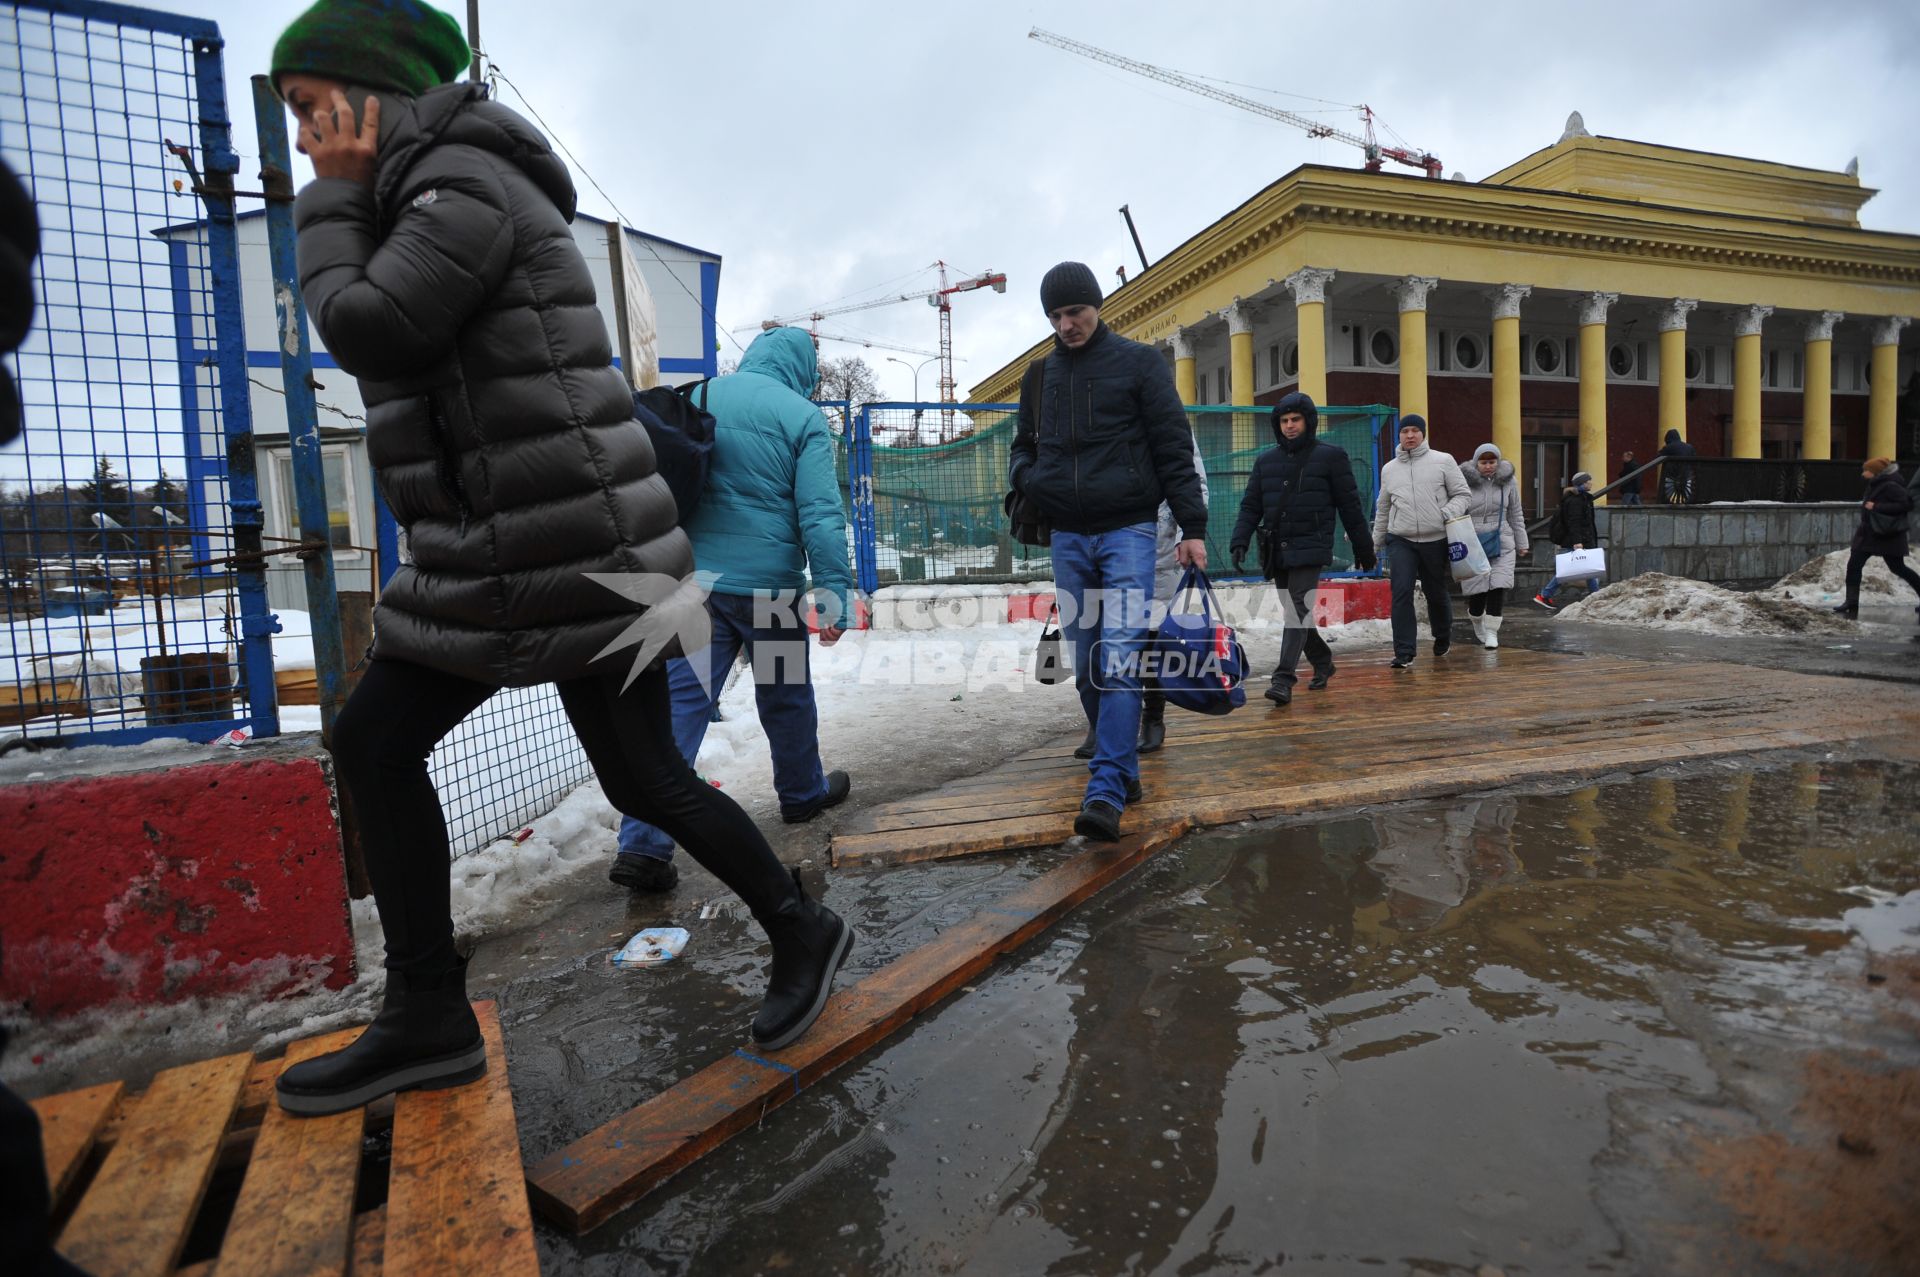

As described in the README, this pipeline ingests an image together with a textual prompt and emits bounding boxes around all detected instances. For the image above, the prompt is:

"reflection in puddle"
[578,760,1920,1276]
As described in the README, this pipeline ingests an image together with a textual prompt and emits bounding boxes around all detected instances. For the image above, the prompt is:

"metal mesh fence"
[0,1,275,744]
[434,683,589,859]
[846,401,1392,588]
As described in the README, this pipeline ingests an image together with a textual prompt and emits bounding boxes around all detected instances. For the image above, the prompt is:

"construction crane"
[1029,28,1442,179]
[753,262,1006,439]
[809,331,939,359]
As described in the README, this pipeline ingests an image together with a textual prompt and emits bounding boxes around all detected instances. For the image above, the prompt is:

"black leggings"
[1844,546,1920,609]
[331,658,795,978]
[1466,588,1506,617]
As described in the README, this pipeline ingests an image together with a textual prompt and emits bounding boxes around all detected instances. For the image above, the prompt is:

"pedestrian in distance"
[1832,457,1920,621]
[1657,429,1696,504]
[1228,391,1375,703]
[1534,472,1602,608]
[1371,415,1469,669]
[1009,262,1209,842]
[613,326,856,894]
[1616,450,1642,505]
[268,0,851,1117]
[1458,443,1528,648]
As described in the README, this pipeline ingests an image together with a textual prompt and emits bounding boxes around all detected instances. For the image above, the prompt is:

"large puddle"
[536,759,1920,1275]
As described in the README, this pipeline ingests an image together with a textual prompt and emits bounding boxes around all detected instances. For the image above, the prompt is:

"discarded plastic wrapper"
[220,727,252,748]
[613,926,689,968]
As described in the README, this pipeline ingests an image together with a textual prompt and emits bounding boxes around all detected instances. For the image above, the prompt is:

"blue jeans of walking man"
[1052,523,1158,811]
[618,591,829,860]
[1537,574,1601,603]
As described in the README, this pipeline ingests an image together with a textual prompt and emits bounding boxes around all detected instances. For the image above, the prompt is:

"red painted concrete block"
[0,753,354,1017]
[1318,577,1391,622]
[1006,591,1055,623]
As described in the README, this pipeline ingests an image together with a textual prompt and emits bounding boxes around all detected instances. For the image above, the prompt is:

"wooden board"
[383,1002,538,1276]
[527,818,1194,1233]
[31,1079,123,1208]
[210,1028,366,1277]
[831,651,1915,867]
[57,1051,252,1277]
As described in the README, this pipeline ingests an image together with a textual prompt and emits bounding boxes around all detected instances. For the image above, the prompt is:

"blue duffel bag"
[1152,566,1248,716]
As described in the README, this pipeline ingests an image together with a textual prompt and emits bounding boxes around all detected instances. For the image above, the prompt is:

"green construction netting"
[836,404,1395,586]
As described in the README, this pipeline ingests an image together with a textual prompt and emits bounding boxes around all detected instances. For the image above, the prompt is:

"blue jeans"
[617,590,828,860]
[1051,523,1158,810]
[1538,574,1600,602]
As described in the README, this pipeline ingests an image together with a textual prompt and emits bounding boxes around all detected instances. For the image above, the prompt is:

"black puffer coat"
[1548,486,1599,548]
[296,84,690,686]
[1228,392,1373,573]
[1853,467,1913,558]
[1008,323,1208,539]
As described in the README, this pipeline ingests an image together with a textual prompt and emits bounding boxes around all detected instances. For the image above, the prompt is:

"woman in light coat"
[1457,444,1528,648]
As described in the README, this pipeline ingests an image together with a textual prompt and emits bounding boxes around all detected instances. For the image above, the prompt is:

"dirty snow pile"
[1553,572,1856,636]
[1554,546,1920,637]
[1763,547,1920,609]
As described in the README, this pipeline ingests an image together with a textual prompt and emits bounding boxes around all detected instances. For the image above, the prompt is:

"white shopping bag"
[1555,547,1606,581]
[1445,515,1490,581]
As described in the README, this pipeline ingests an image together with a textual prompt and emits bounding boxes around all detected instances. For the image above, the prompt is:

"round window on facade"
[1532,338,1561,374]
[1684,347,1703,380]
[1608,343,1634,378]
[1454,334,1483,370]
[1282,341,1299,378]
[1370,328,1398,367]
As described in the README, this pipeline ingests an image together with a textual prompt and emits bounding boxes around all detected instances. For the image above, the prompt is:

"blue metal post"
[192,32,280,736]
[851,404,879,595]
[252,74,348,737]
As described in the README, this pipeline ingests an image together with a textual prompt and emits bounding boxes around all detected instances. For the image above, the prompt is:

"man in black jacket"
[1229,392,1375,704]
[1009,262,1208,842]
[1657,429,1696,504]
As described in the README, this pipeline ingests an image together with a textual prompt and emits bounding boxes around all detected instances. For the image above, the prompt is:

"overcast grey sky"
[191,0,1920,399]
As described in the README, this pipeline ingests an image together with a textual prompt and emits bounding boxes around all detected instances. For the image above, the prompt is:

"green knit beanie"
[271,0,470,99]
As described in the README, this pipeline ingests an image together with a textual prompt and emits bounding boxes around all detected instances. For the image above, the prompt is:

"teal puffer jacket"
[683,328,855,621]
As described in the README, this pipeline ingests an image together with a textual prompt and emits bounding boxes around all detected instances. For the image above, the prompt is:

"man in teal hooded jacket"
[614,327,857,890]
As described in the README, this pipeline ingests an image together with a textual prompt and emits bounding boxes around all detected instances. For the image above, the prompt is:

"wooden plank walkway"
[831,648,1918,867]
[32,1001,536,1277]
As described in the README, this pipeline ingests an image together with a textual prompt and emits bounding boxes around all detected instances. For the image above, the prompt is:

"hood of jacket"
[1462,458,1515,488]
[736,326,820,397]
[1270,391,1320,449]
[373,83,577,218]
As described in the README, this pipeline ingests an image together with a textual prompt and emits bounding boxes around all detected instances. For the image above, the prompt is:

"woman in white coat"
[1457,444,1529,648]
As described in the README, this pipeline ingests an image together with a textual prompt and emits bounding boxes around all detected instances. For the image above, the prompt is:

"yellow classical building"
[973,118,1920,516]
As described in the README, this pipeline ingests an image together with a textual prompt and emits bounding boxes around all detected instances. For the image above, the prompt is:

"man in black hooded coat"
[1229,392,1375,703]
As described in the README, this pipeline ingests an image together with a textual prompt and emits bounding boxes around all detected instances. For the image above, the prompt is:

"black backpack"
[633,379,716,524]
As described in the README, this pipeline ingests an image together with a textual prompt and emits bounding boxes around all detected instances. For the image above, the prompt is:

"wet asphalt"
[466,610,1920,1276]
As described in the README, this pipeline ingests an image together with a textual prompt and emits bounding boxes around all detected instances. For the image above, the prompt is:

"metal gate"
[0,0,277,744]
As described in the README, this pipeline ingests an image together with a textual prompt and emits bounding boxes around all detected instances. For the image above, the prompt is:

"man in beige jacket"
[1372,415,1470,669]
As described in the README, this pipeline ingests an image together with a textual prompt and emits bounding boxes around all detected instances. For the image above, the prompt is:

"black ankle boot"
[276,958,484,1116]
[1073,724,1098,759]
[751,869,856,1051]
[1138,691,1166,753]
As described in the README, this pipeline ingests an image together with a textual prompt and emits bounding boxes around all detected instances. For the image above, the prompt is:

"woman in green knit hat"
[269,0,855,1117]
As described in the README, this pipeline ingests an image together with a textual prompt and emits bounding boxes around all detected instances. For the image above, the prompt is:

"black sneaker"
[1390,655,1413,670]
[609,852,679,893]
[1125,776,1143,805]
[781,770,851,824]
[1307,665,1334,690]
[1832,604,1858,620]
[1073,800,1122,842]
[1072,726,1098,759]
[1433,633,1452,657]
[1264,684,1292,706]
